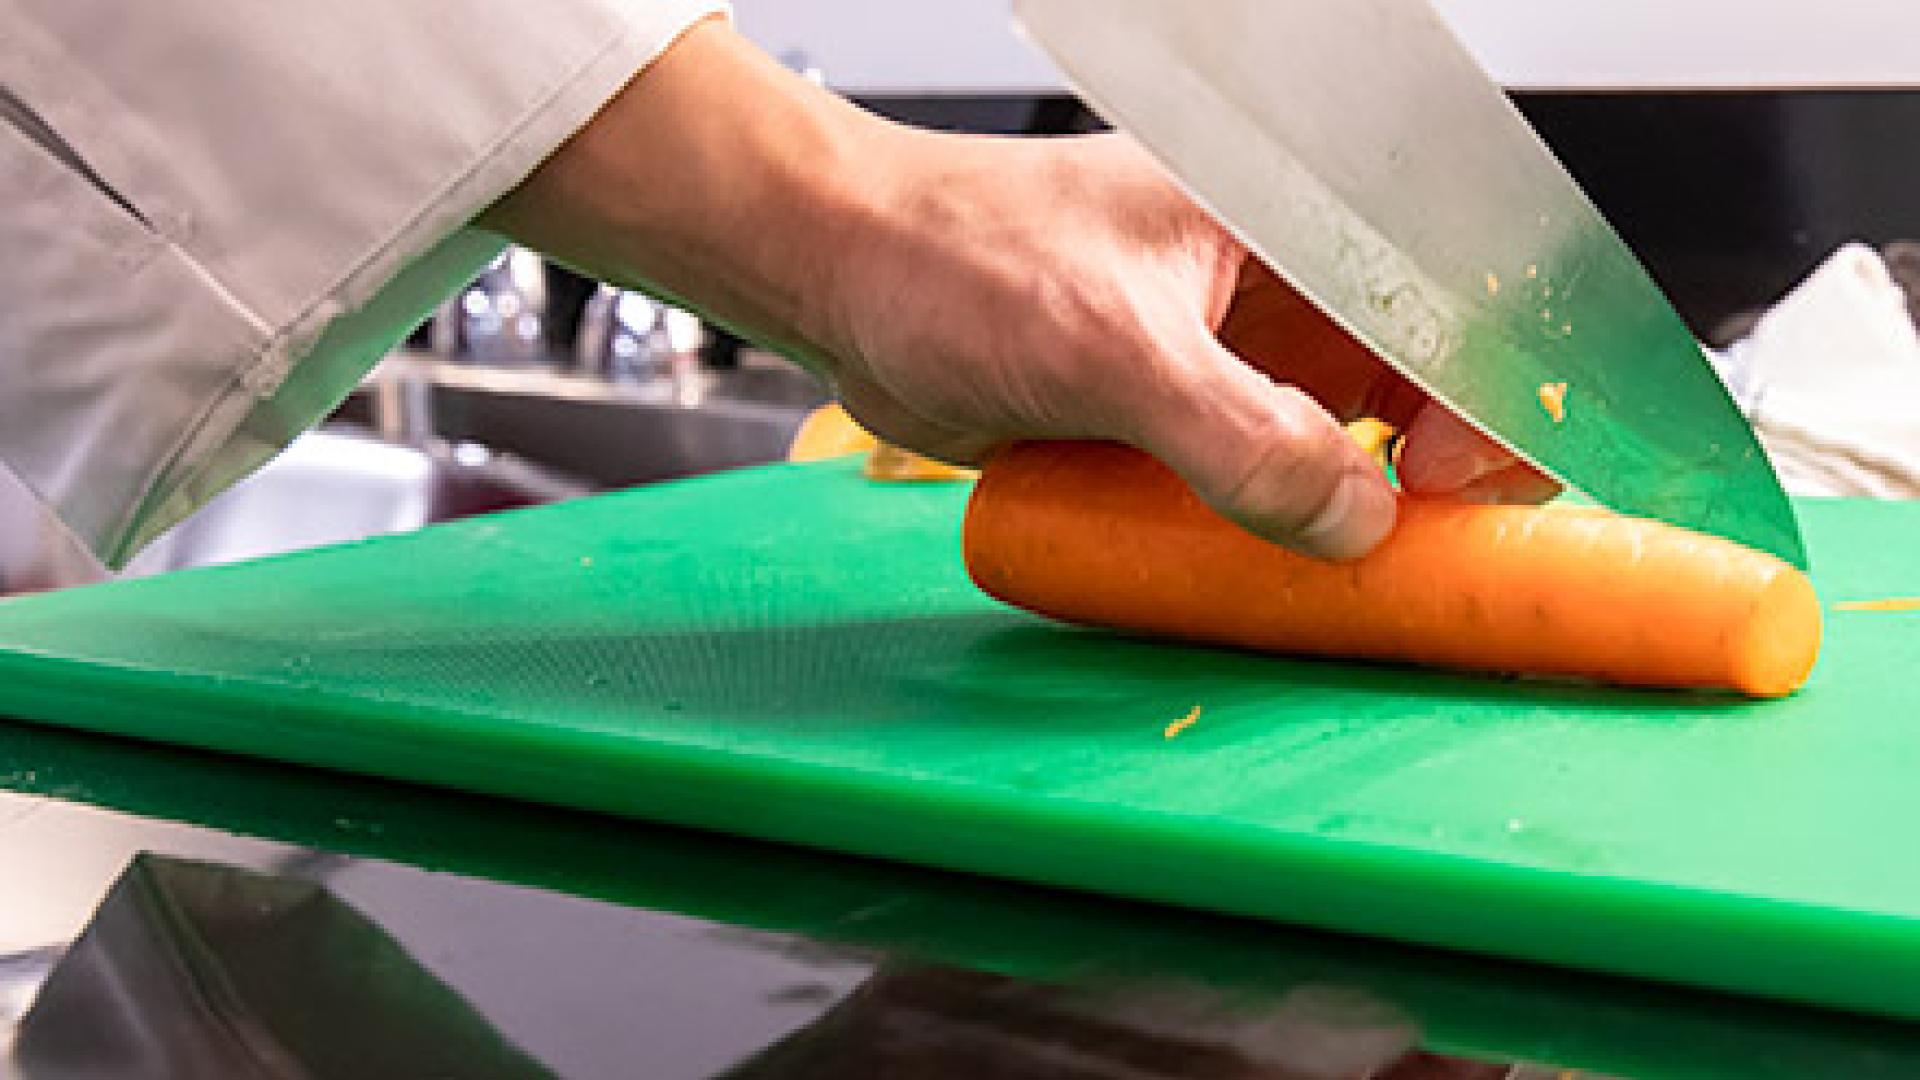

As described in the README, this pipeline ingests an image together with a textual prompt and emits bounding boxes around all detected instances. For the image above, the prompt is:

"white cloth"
[1,0,724,589]
[1714,243,1920,499]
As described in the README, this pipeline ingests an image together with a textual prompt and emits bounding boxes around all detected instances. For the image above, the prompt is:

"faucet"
[430,247,552,365]
[575,284,709,403]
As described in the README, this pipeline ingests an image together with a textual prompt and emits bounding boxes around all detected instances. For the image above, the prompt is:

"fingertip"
[1132,335,1398,560]
[1209,382,1398,559]
[1396,402,1518,494]
[1452,463,1564,506]
[1291,464,1399,560]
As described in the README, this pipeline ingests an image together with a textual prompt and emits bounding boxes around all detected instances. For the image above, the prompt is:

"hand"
[815,132,1556,559]
[1217,259,1562,508]
[484,20,1554,560]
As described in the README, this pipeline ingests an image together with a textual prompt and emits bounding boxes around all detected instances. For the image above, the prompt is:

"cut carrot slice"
[787,403,879,462]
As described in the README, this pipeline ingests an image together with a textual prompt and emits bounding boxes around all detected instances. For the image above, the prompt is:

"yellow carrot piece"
[1164,706,1202,739]
[864,443,977,483]
[787,403,879,462]
[1538,382,1569,423]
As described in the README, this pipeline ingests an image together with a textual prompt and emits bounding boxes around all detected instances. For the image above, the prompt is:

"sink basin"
[127,430,436,576]
[126,427,589,577]
[425,382,813,490]
[130,355,828,575]
[340,354,829,491]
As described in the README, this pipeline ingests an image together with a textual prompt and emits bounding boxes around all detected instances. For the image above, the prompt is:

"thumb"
[1129,334,1398,560]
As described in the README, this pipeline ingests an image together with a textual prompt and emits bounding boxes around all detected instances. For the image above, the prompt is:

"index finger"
[1217,260,1430,427]
[1396,401,1560,503]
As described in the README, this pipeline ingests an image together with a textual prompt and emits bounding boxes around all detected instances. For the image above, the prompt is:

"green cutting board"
[1,458,1916,1018]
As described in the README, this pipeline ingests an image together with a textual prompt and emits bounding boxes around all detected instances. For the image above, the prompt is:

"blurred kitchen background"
[131,0,1920,575]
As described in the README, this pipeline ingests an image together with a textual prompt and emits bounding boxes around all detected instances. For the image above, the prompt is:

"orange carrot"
[1538,381,1569,423]
[787,403,879,462]
[1164,706,1202,739]
[864,443,978,483]
[963,442,1821,697]
[1834,597,1920,613]
[1344,418,1397,468]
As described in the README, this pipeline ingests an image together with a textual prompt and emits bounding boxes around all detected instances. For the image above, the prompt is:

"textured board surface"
[0,458,1915,1017]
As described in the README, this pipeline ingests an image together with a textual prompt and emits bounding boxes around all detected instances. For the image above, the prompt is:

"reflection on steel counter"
[14,851,1528,1080]
[15,854,553,1079]
[1,719,1833,1080]
[724,965,1431,1079]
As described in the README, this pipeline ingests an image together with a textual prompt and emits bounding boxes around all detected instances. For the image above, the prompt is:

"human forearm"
[480,18,1547,560]
[479,17,894,372]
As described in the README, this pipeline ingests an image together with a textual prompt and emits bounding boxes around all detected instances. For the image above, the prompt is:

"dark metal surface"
[4,718,1920,1078]
[16,856,553,1079]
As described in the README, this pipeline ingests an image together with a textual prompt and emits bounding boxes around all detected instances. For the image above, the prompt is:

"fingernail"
[1454,465,1563,506]
[1399,404,1514,493]
[1297,470,1397,560]
[1403,439,1507,492]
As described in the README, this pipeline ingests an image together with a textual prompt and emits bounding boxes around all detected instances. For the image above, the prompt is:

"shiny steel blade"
[1014,0,1806,568]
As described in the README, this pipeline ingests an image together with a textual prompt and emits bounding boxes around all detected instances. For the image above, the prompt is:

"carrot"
[864,443,978,483]
[1834,597,1920,613]
[1164,706,1202,739]
[963,441,1821,697]
[787,403,878,462]
[1538,382,1569,423]
[1344,418,1397,469]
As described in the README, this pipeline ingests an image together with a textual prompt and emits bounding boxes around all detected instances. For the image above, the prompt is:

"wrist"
[480,19,911,380]
[750,91,920,381]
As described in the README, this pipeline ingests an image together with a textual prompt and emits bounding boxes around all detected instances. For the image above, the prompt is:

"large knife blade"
[1014,0,1806,568]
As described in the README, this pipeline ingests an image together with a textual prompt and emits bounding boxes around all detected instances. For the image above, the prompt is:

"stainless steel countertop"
[3,718,1917,1079]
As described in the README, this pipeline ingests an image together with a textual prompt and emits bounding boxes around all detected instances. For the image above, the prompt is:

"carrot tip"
[1733,569,1823,697]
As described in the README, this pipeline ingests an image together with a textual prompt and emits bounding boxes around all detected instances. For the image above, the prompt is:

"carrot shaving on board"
[1344,418,1397,467]
[865,443,978,483]
[1834,597,1920,612]
[1538,381,1569,423]
[1163,706,1202,739]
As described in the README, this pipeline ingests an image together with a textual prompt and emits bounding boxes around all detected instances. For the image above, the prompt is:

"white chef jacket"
[1,0,725,590]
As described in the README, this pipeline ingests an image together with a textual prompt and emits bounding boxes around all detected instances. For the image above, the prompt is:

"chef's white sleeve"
[0,0,727,589]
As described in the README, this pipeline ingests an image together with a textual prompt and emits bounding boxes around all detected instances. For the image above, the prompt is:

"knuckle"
[1216,387,1352,533]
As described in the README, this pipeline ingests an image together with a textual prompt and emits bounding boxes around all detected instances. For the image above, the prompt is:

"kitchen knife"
[1013,0,1807,568]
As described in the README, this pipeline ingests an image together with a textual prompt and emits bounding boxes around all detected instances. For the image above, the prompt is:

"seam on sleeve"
[101,1,727,563]
[256,1,731,397]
